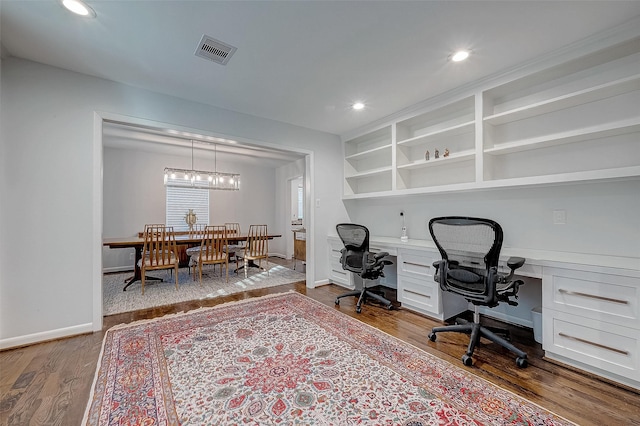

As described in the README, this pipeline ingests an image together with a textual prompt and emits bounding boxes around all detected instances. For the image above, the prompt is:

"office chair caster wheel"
[386,304,393,310]
[462,354,473,366]
[335,298,340,305]
[428,332,436,342]
[516,357,528,368]
[356,306,362,314]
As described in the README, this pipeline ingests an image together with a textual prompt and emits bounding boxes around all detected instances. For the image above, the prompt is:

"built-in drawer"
[398,248,438,278]
[328,237,352,288]
[543,308,640,381]
[329,266,350,287]
[543,267,640,329]
[397,274,441,316]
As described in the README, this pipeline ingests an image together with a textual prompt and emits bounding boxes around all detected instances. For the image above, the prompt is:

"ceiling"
[2,1,640,150]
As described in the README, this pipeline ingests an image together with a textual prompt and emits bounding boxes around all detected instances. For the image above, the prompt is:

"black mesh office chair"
[334,223,393,313]
[427,216,528,368]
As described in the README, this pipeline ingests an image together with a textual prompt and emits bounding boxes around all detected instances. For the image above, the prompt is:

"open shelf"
[397,121,475,147]
[345,144,392,161]
[398,149,475,170]
[485,118,640,155]
[342,36,640,199]
[345,166,393,180]
[484,74,640,125]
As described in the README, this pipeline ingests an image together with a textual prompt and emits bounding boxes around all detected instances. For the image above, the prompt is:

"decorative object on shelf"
[425,150,430,161]
[164,140,240,191]
[400,211,408,242]
[434,149,440,159]
[444,148,450,157]
[184,209,197,231]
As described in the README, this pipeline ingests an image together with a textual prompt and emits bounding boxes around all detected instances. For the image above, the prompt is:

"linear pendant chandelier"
[163,141,240,191]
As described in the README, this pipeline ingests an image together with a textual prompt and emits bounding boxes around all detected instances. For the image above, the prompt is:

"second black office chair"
[427,216,528,368]
[334,223,393,313]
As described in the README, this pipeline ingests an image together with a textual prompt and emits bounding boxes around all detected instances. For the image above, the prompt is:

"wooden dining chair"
[224,222,242,265]
[139,225,179,295]
[186,224,207,277]
[240,224,269,278]
[194,225,229,283]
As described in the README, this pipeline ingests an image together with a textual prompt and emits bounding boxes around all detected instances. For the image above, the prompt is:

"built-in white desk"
[327,234,640,390]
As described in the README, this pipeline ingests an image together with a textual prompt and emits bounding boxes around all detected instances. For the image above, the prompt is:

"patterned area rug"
[85,292,574,425]
[103,263,305,315]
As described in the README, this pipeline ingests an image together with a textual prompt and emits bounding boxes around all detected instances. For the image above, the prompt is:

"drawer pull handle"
[558,333,629,355]
[403,261,429,268]
[558,289,628,305]
[405,289,431,298]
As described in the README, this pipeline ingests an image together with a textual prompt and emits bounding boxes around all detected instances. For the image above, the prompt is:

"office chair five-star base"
[335,282,393,314]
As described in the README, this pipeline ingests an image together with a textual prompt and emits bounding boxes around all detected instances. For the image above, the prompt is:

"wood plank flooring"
[1,261,639,425]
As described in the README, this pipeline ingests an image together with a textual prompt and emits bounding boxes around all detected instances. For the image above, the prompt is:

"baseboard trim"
[313,279,331,287]
[103,266,132,273]
[0,323,94,351]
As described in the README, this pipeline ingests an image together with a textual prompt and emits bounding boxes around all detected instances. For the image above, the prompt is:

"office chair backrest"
[336,223,369,273]
[429,216,502,269]
[429,217,503,302]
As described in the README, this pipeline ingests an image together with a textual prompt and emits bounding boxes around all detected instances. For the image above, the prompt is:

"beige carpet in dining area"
[103,263,305,315]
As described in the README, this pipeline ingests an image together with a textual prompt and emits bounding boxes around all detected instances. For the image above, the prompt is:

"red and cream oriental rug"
[84,292,573,425]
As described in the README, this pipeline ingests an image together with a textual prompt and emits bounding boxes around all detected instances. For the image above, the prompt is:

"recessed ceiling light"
[61,0,96,18]
[352,102,365,111]
[451,50,470,62]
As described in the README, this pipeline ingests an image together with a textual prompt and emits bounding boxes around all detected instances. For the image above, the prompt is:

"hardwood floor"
[1,262,639,425]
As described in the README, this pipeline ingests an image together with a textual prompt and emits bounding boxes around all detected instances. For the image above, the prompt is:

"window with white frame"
[297,185,304,220]
[166,187,209,231]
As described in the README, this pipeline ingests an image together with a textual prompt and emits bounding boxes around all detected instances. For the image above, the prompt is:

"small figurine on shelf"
[434,149,440,159]
[444,148,450,157]
[425,150,430,161]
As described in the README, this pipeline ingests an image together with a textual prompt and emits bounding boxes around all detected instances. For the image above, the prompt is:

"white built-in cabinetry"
[343,38,640,198]
[326,235,640,390]
[327,237,353,288]
[396,248,468,320]
[542,266,640,390]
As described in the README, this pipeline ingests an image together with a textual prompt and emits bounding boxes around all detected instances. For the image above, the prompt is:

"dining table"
[103,232,282,291]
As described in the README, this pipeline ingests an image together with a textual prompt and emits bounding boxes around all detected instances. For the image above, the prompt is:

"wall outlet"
[553,209,566,225]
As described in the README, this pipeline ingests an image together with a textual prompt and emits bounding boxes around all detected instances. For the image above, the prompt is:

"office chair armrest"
[507,257,525,271]
[373,251,389,260]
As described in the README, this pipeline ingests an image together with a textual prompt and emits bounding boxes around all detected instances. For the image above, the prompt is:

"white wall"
[0,58,347,347]
[345,180,640,258]
[103,146,281,271]
[275,160,305,260]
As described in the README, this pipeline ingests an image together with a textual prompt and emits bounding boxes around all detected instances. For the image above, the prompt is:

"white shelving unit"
[341,36,640,199]
[344,125,393,196]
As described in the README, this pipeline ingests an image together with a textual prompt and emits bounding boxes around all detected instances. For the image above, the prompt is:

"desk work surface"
[329,234,640,275]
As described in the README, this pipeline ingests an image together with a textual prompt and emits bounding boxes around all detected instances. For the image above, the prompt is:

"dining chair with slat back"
[224,223,242,265]
[139,225,179,295]
[240,224,269,278]
[186,224,207,278]
[194,225,229,283]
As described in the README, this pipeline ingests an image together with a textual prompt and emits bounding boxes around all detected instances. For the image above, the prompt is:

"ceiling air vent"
[195,34,237,65]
